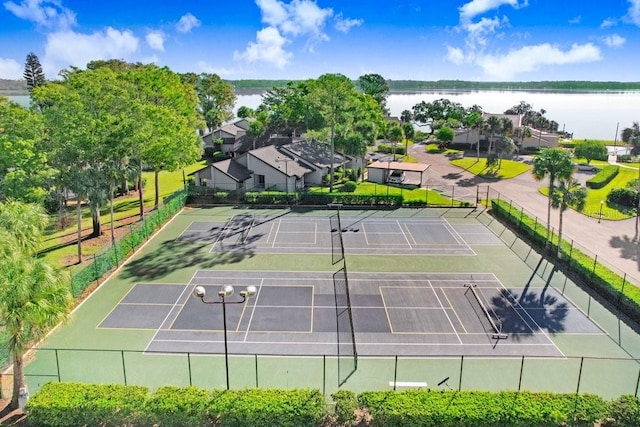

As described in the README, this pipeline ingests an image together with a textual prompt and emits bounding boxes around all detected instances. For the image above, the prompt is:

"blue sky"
[1,0,639,81]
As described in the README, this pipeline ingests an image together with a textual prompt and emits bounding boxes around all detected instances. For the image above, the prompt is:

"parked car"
[387,170,406,184]
[575,163,598,172]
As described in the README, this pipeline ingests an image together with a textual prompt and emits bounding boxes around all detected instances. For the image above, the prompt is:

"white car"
[387,170,406,184]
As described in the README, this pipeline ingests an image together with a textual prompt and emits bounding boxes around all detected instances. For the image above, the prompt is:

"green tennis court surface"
[26,207,640,398]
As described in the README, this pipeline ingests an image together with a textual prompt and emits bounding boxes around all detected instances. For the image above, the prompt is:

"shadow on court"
[122,235,261,281]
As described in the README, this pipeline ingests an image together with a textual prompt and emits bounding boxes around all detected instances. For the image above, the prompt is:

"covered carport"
[367,161,430,187]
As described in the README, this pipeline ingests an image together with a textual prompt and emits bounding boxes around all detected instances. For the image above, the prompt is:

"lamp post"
[193,284,257,389]
[598,200,604,223]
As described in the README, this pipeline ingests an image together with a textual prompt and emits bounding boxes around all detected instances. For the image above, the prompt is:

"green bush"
[586,165,619,189]
[245,191,298,205]
[144,386,212,427]
[377,144,406,156]
[607,187,638,209]
[342,181,357,192]
[331,389,358,425]
[208,388,325,427]
[606,395,640,427]
[358,390,609,427]
[26,382,148,427]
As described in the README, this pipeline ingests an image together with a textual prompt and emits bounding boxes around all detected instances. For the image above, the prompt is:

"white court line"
[144,271,198,353]
[271,218,283,248]
[441,288,468,334]
[243,279,264,342]
[428,281,463,344]
[396,220,414,248]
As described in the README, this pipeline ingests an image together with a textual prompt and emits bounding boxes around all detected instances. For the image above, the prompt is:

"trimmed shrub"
[332,389,358,425]
[358,390,609,427]
[586,164,619,189]
[208,388,325,427]
[606,395,640,427]
[342,181,357,192]
[26,382,148,427]
[144,386,212,427]
[607,187,638,209]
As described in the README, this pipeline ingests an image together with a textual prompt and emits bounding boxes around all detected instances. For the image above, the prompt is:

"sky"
[1,0,639,82]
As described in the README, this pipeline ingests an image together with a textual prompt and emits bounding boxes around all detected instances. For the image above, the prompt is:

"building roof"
[250,145,313,178]
[368,161,430,172]
[212,158,253,182]
[283,139,350,168]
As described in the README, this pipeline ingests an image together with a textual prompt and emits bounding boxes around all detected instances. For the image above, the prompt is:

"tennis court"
[177,214,501,255]
[98,269,603,358]
[24,206,640,398]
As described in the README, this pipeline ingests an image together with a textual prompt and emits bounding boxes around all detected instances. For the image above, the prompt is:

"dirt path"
[409,145,640,285]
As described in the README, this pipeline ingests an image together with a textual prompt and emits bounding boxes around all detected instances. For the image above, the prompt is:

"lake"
[8,90,640,140]
[234,90,640,141]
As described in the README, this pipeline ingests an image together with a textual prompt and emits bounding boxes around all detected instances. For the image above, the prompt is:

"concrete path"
[409,144,640,286]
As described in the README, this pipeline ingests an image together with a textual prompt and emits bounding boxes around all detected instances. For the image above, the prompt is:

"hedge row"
[490,199,640,324]
[243,191,405,206]
[358,390,640,427]
[26,383,325,427]
[27,383,640,427]
[586,165,619,189]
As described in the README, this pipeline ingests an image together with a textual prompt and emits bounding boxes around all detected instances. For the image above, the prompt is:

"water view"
[8,90,640,141]
[234,90,640,141]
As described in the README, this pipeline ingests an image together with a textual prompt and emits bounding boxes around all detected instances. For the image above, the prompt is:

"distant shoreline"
[4,78,640,97]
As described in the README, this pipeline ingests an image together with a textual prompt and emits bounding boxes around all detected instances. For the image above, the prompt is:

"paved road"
[409,144,640,286]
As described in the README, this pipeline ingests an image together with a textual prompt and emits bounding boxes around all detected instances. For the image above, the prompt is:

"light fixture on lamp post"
[193,284,257,390]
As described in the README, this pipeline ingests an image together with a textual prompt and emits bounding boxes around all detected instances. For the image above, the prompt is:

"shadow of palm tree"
[490,287,568,340]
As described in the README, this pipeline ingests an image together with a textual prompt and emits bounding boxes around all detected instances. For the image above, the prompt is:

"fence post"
[635,367,640,398]
[322,355,326,396]
[93,254,98,286]
[486,186,490,204]
[187,352,192,386]
[458,355,464,391]
[121,350,128,386]
[518,355,524,391]
[576,357,584,394]
[451,186,455,207]
[255,354,259,388]
[55,349,61,382]
[476,186,480,208]
[568,241,574,269]
[618,274,627,309]
[393,355,398,391]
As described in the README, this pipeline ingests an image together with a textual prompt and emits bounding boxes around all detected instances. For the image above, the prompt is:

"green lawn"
[309,181,455,205]
[41,161,207,270]
[451,158,531,179]
[539,161,639,220]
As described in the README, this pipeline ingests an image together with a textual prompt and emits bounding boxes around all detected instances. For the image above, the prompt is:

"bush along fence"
[187,185,481,208]
[490,198,640,324]
[25,382,640,427]
[69,190,187,298]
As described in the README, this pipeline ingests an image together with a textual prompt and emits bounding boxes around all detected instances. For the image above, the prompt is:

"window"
[255,174,265,189]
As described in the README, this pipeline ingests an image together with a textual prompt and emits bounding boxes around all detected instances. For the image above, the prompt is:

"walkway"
[409,144,640,286]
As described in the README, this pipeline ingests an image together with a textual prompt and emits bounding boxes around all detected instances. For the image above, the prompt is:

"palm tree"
[532,148,575,244]
[518,126,532,151]
[550,178,587,258]
[485,115,501,154]
[0,201,74,409]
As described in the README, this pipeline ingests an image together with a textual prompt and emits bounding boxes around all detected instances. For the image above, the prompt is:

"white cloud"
[459,0,526,22]
[464,16,507,46]
[238,0,345,67]
[334,14,363,33]
[445,46,466,65]
[475,43,601,80]
[146,30,165,51]
[602,33,626,47]
[568,15,581,24]
[0,57,22,79]
[44,27,139,74]
[626,0,640,25]
[3,0,76,29]
[176,12,200,33]
[234,26,291,69]
[600,17,617,28]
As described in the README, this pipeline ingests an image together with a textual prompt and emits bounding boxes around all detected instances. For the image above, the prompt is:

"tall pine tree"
[23,52,46,91]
